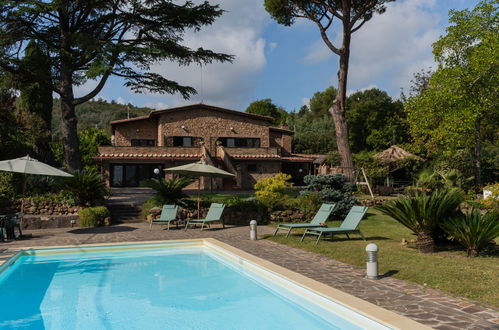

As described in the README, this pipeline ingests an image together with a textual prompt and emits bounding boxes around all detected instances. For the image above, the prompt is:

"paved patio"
[1,223,498,329]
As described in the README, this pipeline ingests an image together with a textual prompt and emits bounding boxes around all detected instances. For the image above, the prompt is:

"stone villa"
[95,104,325,190]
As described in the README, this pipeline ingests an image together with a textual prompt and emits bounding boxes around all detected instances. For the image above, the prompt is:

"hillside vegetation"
[51,98,154,136]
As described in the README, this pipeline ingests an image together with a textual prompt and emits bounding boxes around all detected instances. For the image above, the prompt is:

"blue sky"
[75,0,481,112]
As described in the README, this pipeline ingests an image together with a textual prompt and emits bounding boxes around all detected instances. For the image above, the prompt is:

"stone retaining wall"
[21,215,80,229]
[358,198,392,207]
[149,204,269,226]
[269,210,314,223]
[4,199,82,216]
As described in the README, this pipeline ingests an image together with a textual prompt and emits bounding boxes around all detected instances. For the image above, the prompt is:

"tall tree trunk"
[59,5,82,171]
[329,28,354,181]
[474,116,481,192]
[60,67,82,171]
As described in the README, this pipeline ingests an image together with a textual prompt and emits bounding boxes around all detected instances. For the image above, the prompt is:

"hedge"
[78,206,110,227]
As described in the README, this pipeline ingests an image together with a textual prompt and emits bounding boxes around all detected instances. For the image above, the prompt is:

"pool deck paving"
[0,223,498,330]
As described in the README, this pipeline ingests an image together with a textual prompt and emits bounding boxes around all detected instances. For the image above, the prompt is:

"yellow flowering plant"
[254,173,293,209]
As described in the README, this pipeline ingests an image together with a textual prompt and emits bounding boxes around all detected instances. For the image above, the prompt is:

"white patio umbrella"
[0,155,73,211]
[164,161,235,217]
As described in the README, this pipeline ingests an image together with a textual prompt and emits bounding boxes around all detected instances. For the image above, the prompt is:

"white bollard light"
[250,220,257,240]
[365,243,379,280]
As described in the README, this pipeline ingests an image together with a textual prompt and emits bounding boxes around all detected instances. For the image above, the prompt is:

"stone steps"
[106,204,143,223]
[105,187,153,223]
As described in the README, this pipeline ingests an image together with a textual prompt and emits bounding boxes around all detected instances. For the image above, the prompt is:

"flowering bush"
[482,183,499,211]
[254,173,293,209]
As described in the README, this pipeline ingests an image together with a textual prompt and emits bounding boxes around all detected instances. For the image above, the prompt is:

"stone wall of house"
[281,133,292,154]
[157,108,272,152]
[98,146,201,155]
[113,118,159,146]
[269,130,282,149]
[237,161,281,190]
[270,129,292,154]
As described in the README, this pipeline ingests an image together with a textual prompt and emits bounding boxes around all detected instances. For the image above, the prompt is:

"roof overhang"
[110,103,276,127]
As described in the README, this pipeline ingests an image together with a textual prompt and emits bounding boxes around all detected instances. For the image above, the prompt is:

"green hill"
[51,98,154,136]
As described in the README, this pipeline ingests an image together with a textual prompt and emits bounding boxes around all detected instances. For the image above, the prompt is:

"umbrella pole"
[21,174,26,213]
[197,178,201,218]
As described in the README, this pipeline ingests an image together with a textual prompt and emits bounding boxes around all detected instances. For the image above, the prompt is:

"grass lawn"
[266,208,499,307]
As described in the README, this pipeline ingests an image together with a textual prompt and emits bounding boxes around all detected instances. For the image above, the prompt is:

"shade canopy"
[164,161,235,178]
[0,155,73,177]
[373,145,420,164]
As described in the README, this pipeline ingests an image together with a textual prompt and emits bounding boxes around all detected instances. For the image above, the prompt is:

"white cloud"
[302,40,333,64]
[73,79,99,98]
[268,42,278,51]
[116,97,126,105]
[299,0,443,96]
[348,0,441,94]
[144,101,169,110]
[145,0,270,110]
[301,98,310,106]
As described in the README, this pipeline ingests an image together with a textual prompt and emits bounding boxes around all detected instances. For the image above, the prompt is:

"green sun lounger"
[185,203,226,231]
[150,205,179,230]
[273,203,336,238]
[300,206,368,244]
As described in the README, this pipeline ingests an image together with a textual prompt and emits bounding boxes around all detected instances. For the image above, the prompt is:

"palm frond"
[140,177,194,204]
[55,169,109,206]
[442,209,499,257]
[376,189,464,235]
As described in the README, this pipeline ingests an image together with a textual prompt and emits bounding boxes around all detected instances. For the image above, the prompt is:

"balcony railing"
[99,146,200,154]
[223,147,280,156]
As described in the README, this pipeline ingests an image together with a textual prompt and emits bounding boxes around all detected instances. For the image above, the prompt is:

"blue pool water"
[0,244,376,329]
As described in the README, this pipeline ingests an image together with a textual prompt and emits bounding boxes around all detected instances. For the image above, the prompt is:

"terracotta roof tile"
[231,154,281,160]
[97,153,200,160]
[110,115,150,125]
[281,154,324,163]
[269,127,294,134]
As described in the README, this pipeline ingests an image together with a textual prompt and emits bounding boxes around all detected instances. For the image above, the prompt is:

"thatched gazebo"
[373,145,422,189]
[374,145,421,165]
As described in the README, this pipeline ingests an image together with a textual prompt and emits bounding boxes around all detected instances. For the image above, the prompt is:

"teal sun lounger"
[150,205,179,230]
[300,206,368,244]
[185,203,226,231]
[273,203,336,238]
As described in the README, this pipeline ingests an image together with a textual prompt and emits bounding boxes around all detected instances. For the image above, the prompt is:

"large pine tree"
[0,1,232,170]
[264,0,395,180]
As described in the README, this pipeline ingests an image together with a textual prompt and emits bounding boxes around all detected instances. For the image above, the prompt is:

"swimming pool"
[0,240,421,329]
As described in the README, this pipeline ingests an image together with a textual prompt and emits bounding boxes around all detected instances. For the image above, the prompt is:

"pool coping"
[0,238,431,329]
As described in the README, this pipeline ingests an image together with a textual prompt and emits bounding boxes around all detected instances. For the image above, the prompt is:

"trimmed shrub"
[301,174,356,218]
[79,206,110,227]
[254,173,293,209]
